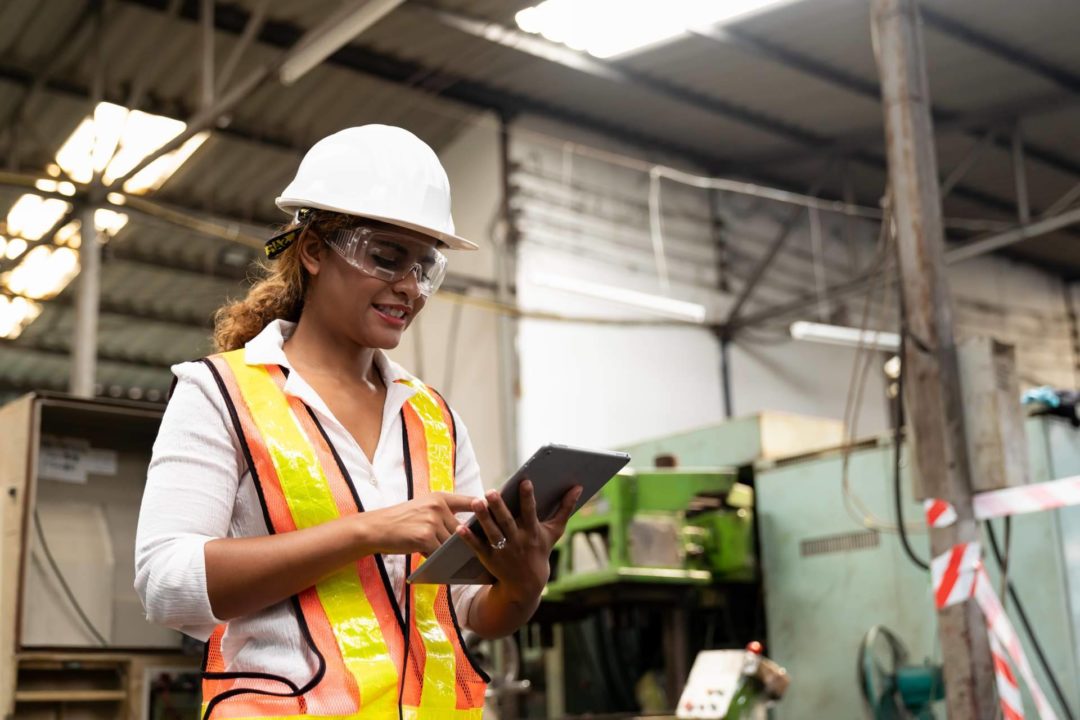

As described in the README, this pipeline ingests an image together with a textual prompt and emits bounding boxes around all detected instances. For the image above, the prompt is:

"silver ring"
[491,537,508,551]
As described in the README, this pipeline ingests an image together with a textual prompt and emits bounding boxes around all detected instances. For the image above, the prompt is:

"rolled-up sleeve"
[135,362,237,640]
[449,408,485,631]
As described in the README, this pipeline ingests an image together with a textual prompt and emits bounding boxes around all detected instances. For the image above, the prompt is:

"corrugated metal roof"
[0,0,1078,396]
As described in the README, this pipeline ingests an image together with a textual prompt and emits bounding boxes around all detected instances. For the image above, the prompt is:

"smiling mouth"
[373,304,409,320]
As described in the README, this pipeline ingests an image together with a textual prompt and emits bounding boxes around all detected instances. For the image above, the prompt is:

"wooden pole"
[871,0,997,716]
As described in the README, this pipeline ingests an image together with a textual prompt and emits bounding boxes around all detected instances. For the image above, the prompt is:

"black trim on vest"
[302,402,408,636]
[199,357,327,720]
[399,410,416,720]
[446,593,493,684]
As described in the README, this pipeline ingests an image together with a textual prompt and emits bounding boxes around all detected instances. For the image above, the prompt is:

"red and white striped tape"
[924,498,958,528]
[972,473,1080,521]
[989,631,1025,720]
[929,540,1059,719]
[973,567,1058,720]
[930,541,980,610]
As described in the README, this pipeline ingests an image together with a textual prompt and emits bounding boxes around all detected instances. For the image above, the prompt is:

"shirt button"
[369,474,378,487]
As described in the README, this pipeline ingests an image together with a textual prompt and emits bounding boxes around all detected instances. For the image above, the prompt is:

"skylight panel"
[54,102,208,194]
[515,0,797,59]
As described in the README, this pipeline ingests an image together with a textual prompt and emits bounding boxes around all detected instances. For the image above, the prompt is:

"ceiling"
[0,0,1078,399]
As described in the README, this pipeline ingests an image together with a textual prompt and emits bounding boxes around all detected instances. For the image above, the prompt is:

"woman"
[135,125,581,719]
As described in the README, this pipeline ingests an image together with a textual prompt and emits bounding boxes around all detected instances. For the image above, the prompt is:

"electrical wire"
[999,516,1011,604]
[892,323,930,571]
[837,197,924,534]
[33,509,109,646]
[986,521,1077,720]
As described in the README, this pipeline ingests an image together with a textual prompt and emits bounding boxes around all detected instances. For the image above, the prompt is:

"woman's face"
[299,220,436,350]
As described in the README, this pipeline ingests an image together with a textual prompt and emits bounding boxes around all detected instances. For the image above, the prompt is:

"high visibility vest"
[197,350,490,720]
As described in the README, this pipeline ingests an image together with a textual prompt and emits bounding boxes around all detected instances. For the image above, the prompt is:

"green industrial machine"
[545,469,754,600]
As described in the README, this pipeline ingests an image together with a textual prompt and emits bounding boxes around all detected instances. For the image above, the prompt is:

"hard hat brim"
[276,198,479,251]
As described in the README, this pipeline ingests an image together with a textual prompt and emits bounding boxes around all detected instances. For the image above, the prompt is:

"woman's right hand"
[356,493,477,556]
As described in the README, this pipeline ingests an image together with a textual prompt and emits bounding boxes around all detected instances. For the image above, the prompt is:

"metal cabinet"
[0,393,196,720]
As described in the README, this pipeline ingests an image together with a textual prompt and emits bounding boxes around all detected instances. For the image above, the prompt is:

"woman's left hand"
[457,480,583,606]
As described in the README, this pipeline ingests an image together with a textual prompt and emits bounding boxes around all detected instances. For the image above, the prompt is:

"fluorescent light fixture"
[533,272,707,322]
[280,0,405,85]
[0,294,42,339]
[7,194,70,241]
[790,321,900,351]
[6,245,79,300]
[54,102,208,194]
[515,0,796,58]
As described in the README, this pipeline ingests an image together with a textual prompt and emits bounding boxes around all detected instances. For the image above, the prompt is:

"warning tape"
[924,473,1080,527]
[929,540,1058,719]
[926,479,1068,720]
[924,498,958,528]
[972,473,1080,521]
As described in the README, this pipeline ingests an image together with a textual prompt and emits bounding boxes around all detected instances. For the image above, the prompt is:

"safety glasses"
[325,225,448,297]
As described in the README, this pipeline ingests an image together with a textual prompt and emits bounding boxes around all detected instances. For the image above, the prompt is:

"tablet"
[406,443,631,585]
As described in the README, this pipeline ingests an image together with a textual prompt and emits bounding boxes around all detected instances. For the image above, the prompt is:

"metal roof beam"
[693,24,1080,185]
[728,204,1080,330]
[414,6,1058,230]
[0,337,179,370]
[0,62,299,156]
[116,0,739,174]
[423,6,827,148]
[921,7,1080,96]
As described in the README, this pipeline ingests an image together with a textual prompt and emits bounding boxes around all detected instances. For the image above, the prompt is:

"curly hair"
[212,211,353,352]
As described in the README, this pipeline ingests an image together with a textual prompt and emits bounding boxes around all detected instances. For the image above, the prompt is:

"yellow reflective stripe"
[398,380,457,710]
[399,380,454,494]
[403,705,485,720]
[223,353,398,715]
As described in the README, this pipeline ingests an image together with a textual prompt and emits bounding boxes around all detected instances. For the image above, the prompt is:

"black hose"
[892,328,929,571]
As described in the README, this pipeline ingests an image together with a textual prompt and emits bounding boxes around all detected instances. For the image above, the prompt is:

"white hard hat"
[275,125,477,251]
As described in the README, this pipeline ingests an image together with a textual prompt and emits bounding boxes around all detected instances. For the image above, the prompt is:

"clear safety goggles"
[325,225,448,297]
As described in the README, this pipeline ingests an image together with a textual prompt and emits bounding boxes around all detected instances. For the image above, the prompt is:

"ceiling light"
[0,294,42,339]
[34,179,58,193]
[533,272,707,322]
[95,208,129,236]
[54,221,81,247]
[122,131,209,194]
[789,321,900,351]
[54,102,208,194]
[515,0,797,59]
[45,164,61,178]
[57,181,77,197]
[5,238,27,260]
[884,355,902,379]
[7,245,79,300]
[7,194,70,241]
[106,192,127,206]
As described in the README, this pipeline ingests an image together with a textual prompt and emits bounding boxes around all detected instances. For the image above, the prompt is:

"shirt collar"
[243,319,419,412]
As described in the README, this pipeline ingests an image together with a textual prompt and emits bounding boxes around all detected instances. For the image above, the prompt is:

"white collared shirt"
[135,320,484,682]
